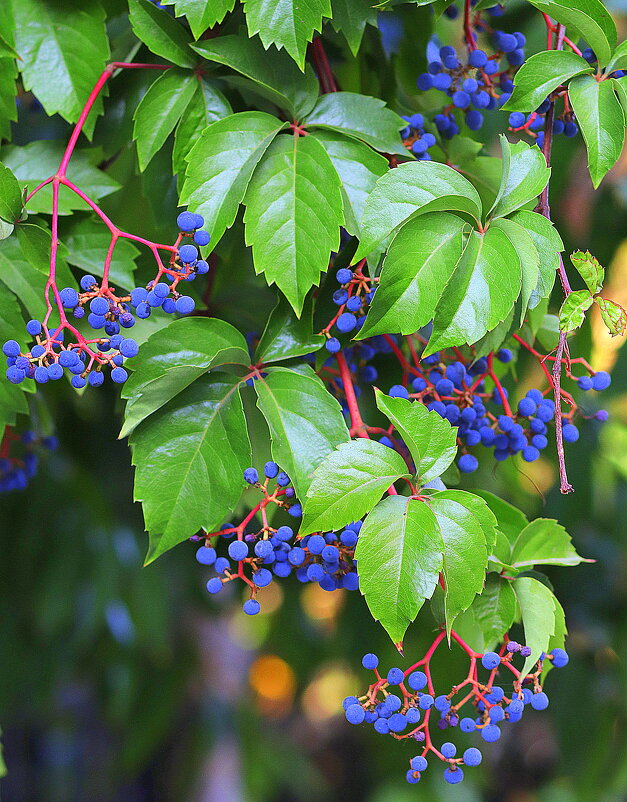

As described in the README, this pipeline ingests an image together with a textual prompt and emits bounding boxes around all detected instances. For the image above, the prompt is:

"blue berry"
[325,337,341,353]
[550,648,569,668]
[389,384,409,399]
[387,667,404,685]
[276,471,290,487]
[388,713,407,732]
[336,312,357,333]
[444,767,463,784]
[408,671,427,691]
[193,230,211,246]
[562,424,579,443]
[481,724,501,742]
[463,747,482,766]
[436,378,454,396]
[88,371,104,387]
[518,397,536,417]
[264,461,279,478]
[460,717,475,733]
[522,445,540,462]
[465,110,483,130]
[418,694,433,709]
[243,599,260,615]
[179,244,198,263]
[228,540,248,561]
[531,692,549,710]
[458,454,478,473]
[592,371,611,391]
[111,367,128,384]
[346,703,365,724]
[481,651,500,670]
[177,211,197,231]
[3,340,20,358]
[406,770,420,784]
[336,268,352,284]
[196,546,216,565]
[175,296,195,314]
[469,49,488,68]
[206,577,222,594]
[441,742,456,758]
[362,653,378,670]
[577,375,593,390]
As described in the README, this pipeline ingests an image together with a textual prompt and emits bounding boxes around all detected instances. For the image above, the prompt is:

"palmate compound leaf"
[429,490,491,635]
[511,518,591,569]
[130,373,251,564]
[354,161,483,261]
[254,365,350,499]
[355,495,444,645]
[373,390,458,484]
[447,573,518,653]
[129,0,195,68]
[120,318,250,438]
[424,226,522,357]
[568,75,626,188]
[180,112,287,249]
[164,0,236,38]
[300,439,410,535]
[243,133,344,315]
[513,576,558,675]
[356,212,469,339]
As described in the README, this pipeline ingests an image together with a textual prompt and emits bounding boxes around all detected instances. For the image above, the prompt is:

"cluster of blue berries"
[3,320,139,388]
[382,347,610,472]
[400,113,437,160]
[324,267,375,354]
[417,31,527,135]
[2,211,211,390]
[195,462,360,615]
[0,428,57,492]
[344,642,569,786]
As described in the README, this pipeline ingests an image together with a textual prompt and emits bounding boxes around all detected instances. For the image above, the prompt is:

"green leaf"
[374,389,458,483]
[330,0,377,55]
[0,233,48,319]
[570,250,604,295]
[180,112,286,249]
[172,79,232,177]
[536,313,560,351]
[0,57,19,141]
[594,297,627,337]
[133,70,197,171]
[527,0,616,68]
[131,374,251,563]
[544,596,567,678]
[490,136,551,220]
[62,216,139,291]
[357,212,468,338]
[355,495,444,644]
[452,574,517,653]
[121,318,250,438]
[164,0,236,38]
[129,0,195,68]
[11,0,110,137]
[510,210,563,301]
[430,490,489,634]
[490,218,540,323]
[255,295,324,364]
[303,92,407,155]
[242,0,331,69]
[0,280,25,345]
[502,50,593,112]
[0,375,29,435]
[614,75,627,119]
[243,133,344,315]
[425,226,521,356]
[511,518,590,569]
[559,289,593,332]
[15,223,76,291]
[568,75,625,188]
[437,489,499,556]
[606,40,627,74]
[192,34,318,118]
[473,490,528,546]
[314,131,388,238]
[0,141,120,215]
[513,576,557,675]
[355,162,482,260]
[301,439,410,534]
[254,365,350,498]
[457,155,503,212]
[0,162,22,223]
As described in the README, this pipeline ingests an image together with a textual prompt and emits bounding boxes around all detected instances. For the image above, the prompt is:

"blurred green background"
[1,1,626,800]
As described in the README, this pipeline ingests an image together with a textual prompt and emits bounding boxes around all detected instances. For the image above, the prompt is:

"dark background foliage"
[0,0,625,800]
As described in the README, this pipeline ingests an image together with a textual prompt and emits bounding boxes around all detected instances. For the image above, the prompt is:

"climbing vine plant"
[0,0,625,787]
